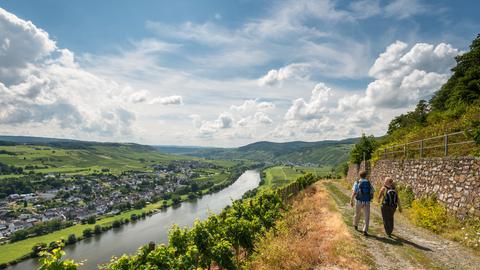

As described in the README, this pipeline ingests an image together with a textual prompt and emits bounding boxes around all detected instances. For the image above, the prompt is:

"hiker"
[350,171,374,236]
[378,177,402,237]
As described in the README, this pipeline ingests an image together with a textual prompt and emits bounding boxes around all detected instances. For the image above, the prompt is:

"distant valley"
[155,138,357,167]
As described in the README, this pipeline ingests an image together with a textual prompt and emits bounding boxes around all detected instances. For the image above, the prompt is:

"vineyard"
[38,174,319,270]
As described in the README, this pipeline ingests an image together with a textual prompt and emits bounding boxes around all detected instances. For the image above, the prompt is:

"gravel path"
[324,181,480,270]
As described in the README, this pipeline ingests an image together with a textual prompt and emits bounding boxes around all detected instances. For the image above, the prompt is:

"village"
[0,160,223,242]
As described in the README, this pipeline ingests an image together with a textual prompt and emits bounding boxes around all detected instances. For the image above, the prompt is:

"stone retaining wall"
[346,161,370,184]
[348,157,480,218]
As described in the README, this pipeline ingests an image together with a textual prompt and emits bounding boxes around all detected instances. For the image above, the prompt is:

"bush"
[112,220,121,228]
[32,243,47,257]
[397,184,415,208]
[66,234,77,245]
[94,225,102,234]
[171,195,181,205]
[38,242,78,270]
[10,229,28,242]
[86,215,96,224]
[82,228,93,238]
[187,192,196,200]
[410,196,453,233]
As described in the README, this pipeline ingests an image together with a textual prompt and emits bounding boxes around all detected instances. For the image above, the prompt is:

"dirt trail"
[324,181,480,270]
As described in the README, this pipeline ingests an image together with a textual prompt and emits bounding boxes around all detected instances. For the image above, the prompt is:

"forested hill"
[0,135,154,151]
[378,34,480,153]
[155,138,357,167]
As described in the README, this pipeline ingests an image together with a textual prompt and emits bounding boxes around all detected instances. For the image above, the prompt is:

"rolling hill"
[155,138,357,167]
[0,135,211,177]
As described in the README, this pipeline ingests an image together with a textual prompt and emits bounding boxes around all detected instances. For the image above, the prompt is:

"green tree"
[38,242,79,270]
[112,220,121,228]
[349,134,377,164]
[171,194,181,205]
[82,228,93,238]
[31,242,47,257]
[86,215,96,224]
[66,234,77,245]
[431,34,480,112]
[387,100,430,134]
[10,229,28,242]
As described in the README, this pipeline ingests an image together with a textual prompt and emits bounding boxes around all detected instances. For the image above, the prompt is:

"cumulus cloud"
[129,90,149,103]
[0,8,146,138]
[129,90,184,105]
[284,83,331,120]
[258,63,310,86]
[149,95,183,105]
[194,99,275,139]
[339,41,460,110]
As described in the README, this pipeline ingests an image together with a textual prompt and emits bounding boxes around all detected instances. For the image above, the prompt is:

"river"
[9,170,261,270]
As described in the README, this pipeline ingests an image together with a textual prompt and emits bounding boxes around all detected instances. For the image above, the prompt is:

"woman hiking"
[378,177,402,237]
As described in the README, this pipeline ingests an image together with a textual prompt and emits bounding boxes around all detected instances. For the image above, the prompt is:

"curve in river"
[10,170,261,270]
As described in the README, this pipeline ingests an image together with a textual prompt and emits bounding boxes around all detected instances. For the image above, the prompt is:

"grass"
[249,182,373,270]
[261,166,332,190]
[0,144,210,176]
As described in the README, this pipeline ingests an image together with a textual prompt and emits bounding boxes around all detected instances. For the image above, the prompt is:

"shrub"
[38,242,78,270]
[86,215,96,224]
[112,220,121,228]
[397,184,415,208]
[66,234,77,245]
[94,225,102,234]
[10,229,28,242]
[32,243,47,257]
[410,196,453,233]
[82,228,93,238]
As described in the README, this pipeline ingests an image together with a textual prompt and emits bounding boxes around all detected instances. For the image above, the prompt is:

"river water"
[9,170,261,270]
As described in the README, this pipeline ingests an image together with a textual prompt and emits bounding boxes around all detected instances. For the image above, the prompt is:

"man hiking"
[378,177,402,237]
[350,171,375,236]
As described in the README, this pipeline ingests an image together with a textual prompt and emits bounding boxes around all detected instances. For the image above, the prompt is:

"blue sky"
[0,0,479,146]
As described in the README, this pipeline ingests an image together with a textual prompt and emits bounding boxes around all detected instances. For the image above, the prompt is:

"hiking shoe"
[387,234,392,238]
[363,231,369,236]
[354,225,358,231]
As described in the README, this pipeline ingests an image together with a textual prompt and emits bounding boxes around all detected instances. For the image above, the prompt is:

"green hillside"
[157,138,356,167]
[0,137,234,177]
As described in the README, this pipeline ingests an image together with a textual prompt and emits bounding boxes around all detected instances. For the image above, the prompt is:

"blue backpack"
[356,180,373,202]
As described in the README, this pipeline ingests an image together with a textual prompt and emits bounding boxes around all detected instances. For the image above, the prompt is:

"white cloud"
[230,99,275,114]
[284,83,331,120]
[0,8,143,139]
[0,8,56,85]
[258,63,310,86]
[129,90,149,103]
[149,95,183,105]
[353,41,459,109]
[194,99,276,140]
[254,112,273,125]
